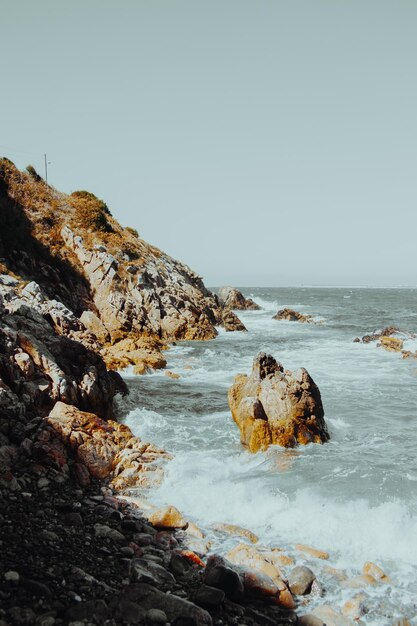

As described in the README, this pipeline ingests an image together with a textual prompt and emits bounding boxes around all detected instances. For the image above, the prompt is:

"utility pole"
[44,154,48,184]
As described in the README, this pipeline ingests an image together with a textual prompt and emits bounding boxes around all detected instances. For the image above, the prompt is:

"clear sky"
[1,0,416,286]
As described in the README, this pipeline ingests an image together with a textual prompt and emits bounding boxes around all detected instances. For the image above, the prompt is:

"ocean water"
[117,288,417,624]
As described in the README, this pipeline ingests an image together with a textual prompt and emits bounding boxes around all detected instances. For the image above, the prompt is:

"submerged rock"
[273,308,313,323]
[218,286,261,311]
[228,353,329,452]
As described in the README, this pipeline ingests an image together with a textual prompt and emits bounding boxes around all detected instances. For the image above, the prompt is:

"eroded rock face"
[218,287,260,311]
[273,308,313,323]
[47,402,168,490]
[0,281,125,421]
[228,353,329,452]
[221,309,247,332]
[61,225,221,343]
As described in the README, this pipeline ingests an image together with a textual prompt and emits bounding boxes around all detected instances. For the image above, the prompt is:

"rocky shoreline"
[0,161,413,625]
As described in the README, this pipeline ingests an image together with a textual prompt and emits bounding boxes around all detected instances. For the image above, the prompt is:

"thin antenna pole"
[44,153,48,184]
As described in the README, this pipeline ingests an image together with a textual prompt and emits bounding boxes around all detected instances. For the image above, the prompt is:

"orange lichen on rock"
[228,353,329,452]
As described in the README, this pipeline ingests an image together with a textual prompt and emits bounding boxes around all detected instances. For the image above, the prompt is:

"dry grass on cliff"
[0,159,165,274]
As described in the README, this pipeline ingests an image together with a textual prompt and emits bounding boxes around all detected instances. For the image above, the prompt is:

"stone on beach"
[342,594,369,620]
[287,565,316,595]
[295,544,329,560]
[362,561,390,582]
[226,543,285,585]
[147,505,188,530]
[311,605,361,625]
[165,370,181,379]
[228,353,329,452]
[341,574,377,588]
[212,522,259,543]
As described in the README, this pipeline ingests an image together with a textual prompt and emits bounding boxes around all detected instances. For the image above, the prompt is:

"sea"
[116,287,417,624]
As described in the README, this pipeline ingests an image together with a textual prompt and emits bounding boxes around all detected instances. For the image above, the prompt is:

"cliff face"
[0,159,232,372]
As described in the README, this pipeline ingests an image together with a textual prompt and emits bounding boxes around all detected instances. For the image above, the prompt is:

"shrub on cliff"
[69,190,114,233]
[125,226,139,238]
[26,165,43,182]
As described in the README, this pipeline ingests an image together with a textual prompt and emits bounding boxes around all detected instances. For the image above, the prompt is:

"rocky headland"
[1,161,325,626]
[0,161,407,626]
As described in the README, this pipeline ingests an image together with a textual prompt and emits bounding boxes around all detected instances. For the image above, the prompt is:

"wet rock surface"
[218,287,261,311]
[273,309,313,323]
[228,353,329,452]
[353,326,417,359]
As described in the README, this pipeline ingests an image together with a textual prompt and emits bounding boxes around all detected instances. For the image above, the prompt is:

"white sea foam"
[142,450,417,569]
[120,288,417,623]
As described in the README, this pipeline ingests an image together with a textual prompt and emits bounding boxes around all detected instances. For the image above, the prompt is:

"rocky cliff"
[0,159,242,374]
[0,160,301,626]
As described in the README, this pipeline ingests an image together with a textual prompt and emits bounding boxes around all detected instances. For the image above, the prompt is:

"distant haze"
[1,0,416,286]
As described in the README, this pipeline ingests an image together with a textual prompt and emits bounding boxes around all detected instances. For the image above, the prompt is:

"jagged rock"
[358,326,403,343]
[102,336,167,374]
[218,286,261,310]
[221,309,247,332]
[273,308,313,323]
[47,402,168,490]
[228,353,329,452]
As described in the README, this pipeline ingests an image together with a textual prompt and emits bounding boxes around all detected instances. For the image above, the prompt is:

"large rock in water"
[218,287,260,311]
[273,308,313,323]
[228,353,329,452]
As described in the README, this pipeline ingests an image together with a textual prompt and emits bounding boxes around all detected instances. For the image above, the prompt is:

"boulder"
[287,566,316,595]
[221,309,247,332]
[47,402,168,490]
[228,353,329,452]
[212,522,258,543]
[218,287,261,311]
[226,543,284,585]
[362,561,389,582]
[147,505,188,530]
[273,308,313,323]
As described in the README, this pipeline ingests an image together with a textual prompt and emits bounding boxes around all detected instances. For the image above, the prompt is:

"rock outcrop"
[0,278,125,423]
[221,309,247,332]
[273,308,313,323]
[48,402,168,490]
[353,326,417,358]
[218,286,261,311]
[228,353,329,452]
[0,158,244,363]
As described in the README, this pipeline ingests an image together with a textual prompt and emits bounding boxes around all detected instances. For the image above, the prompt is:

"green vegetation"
[26,165,43,182]
[69,190,114,233]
